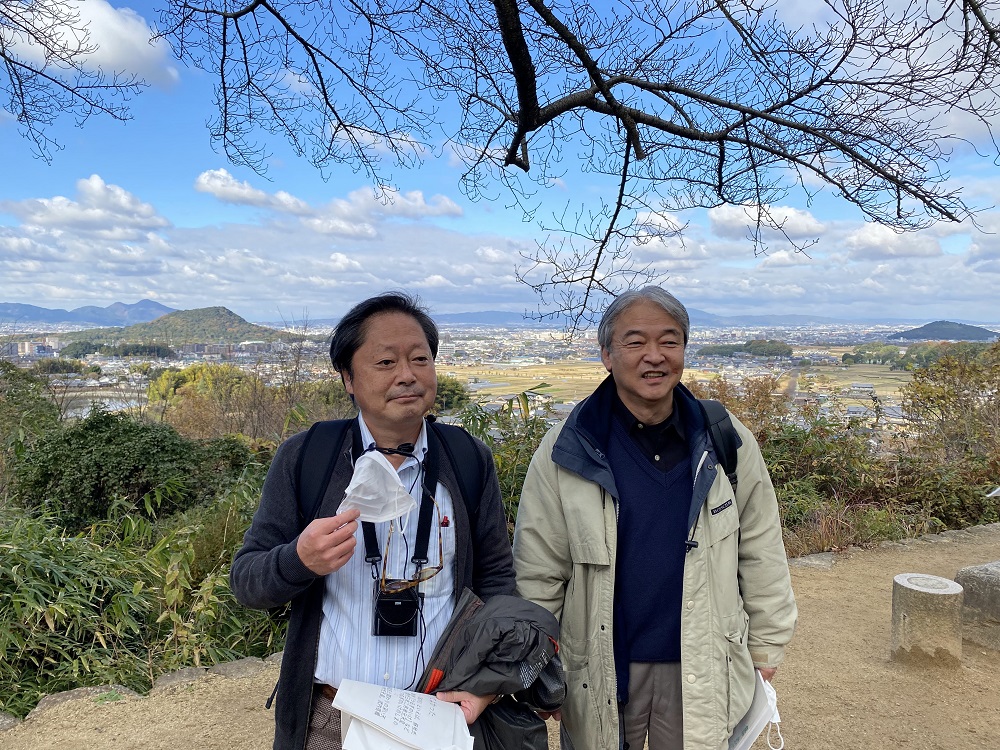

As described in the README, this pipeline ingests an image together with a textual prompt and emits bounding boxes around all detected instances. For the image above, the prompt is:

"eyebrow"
[620,327,682,338]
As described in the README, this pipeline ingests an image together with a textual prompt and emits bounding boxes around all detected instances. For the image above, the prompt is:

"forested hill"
[888,320,998,341]
[60,307,304,345]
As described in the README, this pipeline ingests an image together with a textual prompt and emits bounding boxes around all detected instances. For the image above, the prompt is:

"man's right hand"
[296,508,361,575]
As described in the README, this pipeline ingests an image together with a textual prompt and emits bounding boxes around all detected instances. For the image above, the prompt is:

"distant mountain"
[888,320,998,341]
[687,308,851,326]
[61,307,301,345]
[0,299,175,327]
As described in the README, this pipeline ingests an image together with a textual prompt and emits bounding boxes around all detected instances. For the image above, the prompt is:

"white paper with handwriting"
[332,680,474,750]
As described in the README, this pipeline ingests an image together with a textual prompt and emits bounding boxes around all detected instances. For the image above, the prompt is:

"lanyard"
[351,420,441,567]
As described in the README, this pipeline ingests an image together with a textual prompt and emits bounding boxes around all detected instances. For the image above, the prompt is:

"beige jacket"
[513,382,796,750]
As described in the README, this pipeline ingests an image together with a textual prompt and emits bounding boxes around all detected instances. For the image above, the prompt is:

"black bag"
[471,696,548,750]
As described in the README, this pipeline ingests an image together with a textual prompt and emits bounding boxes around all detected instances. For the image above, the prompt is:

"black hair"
[329,292,439,378]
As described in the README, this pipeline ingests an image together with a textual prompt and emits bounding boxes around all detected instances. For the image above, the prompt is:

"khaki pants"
[620,662,684,750]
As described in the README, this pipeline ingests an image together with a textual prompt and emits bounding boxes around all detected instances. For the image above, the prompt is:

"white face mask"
[340,449,417,523]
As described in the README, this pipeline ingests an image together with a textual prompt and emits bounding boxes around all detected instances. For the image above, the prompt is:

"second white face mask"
[340,450,417,523]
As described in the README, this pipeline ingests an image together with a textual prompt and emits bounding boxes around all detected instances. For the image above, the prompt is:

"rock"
[0,711,20,732]
[955,561,1000,622]
[28,685,140,719]
[788,552,835,570]
[265,651,284,664]
[208,657,268,679]
[151,667,208,693]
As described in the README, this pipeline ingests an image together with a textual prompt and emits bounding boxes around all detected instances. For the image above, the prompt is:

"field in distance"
[444,359,912,404]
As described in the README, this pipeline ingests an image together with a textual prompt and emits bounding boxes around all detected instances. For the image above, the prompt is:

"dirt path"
[4,525,999,750]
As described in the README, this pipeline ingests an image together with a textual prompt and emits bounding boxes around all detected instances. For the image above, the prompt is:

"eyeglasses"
[379,498,444,594]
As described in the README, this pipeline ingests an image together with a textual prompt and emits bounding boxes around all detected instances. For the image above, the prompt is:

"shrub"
[0,362,60,503]
[460,392,551,537]
[0,511,159,717]
[10,409,252,531]
[0,468,285,718]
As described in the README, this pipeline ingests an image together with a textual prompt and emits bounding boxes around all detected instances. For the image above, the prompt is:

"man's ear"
[341,371,354,397]
[600,347,613,373]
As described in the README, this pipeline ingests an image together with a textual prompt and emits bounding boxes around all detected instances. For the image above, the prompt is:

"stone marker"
[890,573,964,666]
[955,561,1000,651]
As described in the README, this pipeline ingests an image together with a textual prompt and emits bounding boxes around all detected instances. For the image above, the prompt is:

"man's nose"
[395,361,417,383]
[642,342,666,361]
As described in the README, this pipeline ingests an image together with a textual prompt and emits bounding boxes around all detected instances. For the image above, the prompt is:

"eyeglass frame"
[378,495,445,594]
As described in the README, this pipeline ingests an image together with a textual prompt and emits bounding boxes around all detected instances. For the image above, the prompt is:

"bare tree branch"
[1,0,144,161]
[142,0,1000,327]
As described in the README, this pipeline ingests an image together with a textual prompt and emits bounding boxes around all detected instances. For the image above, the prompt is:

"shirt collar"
[611,388,685,439]
[356,413,428,470]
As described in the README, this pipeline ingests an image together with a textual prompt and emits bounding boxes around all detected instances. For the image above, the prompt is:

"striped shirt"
[314,416,457,690]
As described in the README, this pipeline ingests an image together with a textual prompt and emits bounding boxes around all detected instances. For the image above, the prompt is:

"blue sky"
[2,1,999,326]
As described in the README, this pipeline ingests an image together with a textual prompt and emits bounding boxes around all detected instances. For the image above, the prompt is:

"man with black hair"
[513,286,796,750]
[231,292,515,750]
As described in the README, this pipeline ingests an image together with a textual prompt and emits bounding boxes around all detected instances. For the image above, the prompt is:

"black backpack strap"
[297,417,487,533]
[295,419,354,526]
[699,399,742,491]
[429,420,486,526]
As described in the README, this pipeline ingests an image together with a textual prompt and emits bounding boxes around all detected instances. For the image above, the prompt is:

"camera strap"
[354,424,442,568]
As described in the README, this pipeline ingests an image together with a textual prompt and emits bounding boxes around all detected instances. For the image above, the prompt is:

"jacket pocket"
[723,610,755,735]
[559,636,605,745]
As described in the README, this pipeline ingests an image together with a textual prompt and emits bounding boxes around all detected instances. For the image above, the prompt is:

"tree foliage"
[0,362,60,502]
[0,470,283,719]
[32,357,89,375]
[697,339,793,358]
[434,374,471,413]
[149,361,355,442]
[901,342,1000,470]
[58,341,99,359]
[9,409,252,531]
[459,392,550,536]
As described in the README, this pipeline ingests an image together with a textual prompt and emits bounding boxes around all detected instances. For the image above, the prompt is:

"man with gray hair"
[513,286,796,750]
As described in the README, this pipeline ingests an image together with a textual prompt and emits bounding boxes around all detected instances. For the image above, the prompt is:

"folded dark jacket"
[433,592,565,711]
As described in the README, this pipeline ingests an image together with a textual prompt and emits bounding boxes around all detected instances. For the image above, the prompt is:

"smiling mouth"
[642,371,666,379]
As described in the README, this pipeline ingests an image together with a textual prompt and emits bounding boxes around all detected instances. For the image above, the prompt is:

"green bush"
[10,409,252,531]
[0,469,285,718]
[460,392,551,537]
[0,363,60,502]
[0,511,159,717]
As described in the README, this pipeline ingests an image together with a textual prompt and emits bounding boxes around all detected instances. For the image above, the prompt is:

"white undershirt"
[314,415,457,690]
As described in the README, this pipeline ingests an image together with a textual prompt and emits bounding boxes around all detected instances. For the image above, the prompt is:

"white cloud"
[709,204,825,241]
[303,217,378,238]
[1,175,168,239]
[412,274,457,288]
[348,187,462,219]
[475,246,510,263]
[846,224,942,259]
[758,249,815,268]
[77,1,179,86]
[194,169,313,215]
[328,252,363,272]
[4,170,997,324]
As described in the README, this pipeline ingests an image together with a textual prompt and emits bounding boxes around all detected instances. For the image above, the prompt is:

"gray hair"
[597,286,690,350]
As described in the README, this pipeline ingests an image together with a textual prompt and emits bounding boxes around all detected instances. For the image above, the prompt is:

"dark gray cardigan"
[230,419,516,750]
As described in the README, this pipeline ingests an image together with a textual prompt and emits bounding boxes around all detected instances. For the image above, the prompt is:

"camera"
[372,580,421,637]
